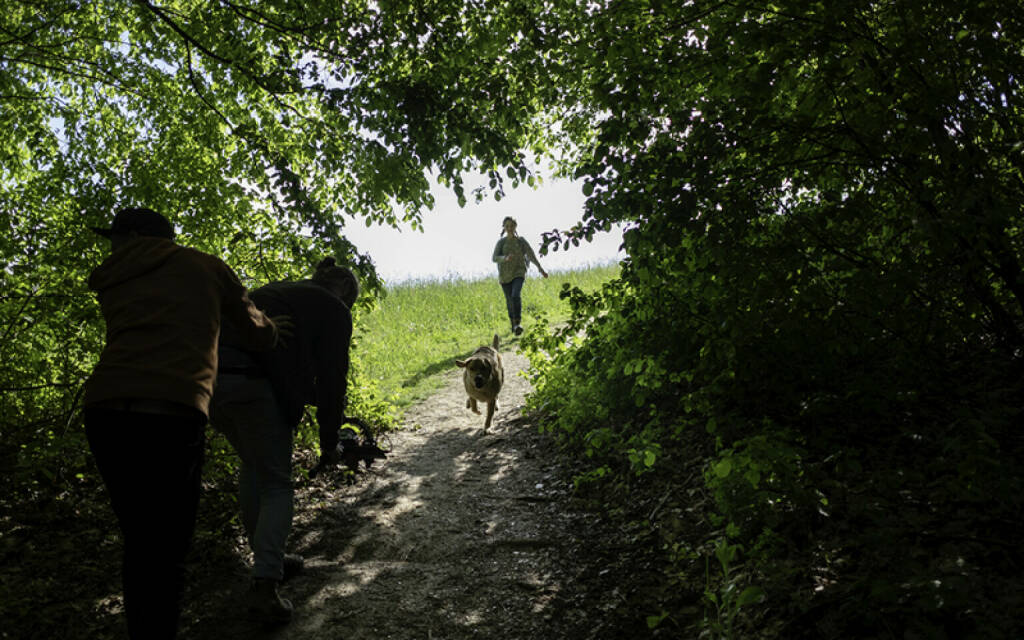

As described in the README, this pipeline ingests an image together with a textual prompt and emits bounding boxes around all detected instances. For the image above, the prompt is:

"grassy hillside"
[352,263,618,409]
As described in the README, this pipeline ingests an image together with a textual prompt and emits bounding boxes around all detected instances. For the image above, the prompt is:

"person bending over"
[211,257,358,624]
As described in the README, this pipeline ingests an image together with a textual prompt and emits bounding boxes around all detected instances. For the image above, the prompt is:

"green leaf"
[737,586,765,607]
[743,469,761,488]
[646,612,669,629]
[713,459,732,478]
[714,540,737,573]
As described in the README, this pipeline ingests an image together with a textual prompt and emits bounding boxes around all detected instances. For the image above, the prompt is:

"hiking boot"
[513,325,523,336]
[283,553,304,582]
[246,578,293,625]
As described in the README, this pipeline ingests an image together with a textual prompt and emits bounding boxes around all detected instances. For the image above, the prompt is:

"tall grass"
[353,262,619,408]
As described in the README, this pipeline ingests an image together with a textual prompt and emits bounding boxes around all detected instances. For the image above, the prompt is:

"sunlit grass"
[354,262,619,407]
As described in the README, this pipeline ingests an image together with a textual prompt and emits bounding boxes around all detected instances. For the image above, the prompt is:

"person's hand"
[270,314,294,347]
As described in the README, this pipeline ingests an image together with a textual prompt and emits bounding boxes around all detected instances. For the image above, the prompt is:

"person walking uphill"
[492,216,548,335]
[82,207,284,640]
[210,257,359,625]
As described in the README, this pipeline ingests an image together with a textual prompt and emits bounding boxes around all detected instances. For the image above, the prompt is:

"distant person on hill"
[492,216,548,335]
[83,207,284,639]
[209,257,358,624]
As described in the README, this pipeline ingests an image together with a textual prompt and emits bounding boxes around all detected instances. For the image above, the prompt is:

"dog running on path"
[455,335,504,431]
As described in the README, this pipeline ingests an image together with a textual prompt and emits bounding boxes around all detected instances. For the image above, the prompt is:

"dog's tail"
[492,334,500,349]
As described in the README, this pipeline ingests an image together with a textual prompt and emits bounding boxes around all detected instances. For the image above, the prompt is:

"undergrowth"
[518,271,1024,639]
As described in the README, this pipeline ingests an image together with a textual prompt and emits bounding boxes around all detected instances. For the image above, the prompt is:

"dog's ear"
[455,359,467,368]
[492,334,500,349]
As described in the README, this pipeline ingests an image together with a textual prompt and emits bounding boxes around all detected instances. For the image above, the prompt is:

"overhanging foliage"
[0,0,584,495]
[521,1,1024,637]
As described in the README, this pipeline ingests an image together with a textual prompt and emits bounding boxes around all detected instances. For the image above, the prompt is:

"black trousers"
[84,407,206,640]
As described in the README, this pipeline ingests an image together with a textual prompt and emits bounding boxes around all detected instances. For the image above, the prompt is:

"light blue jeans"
[210,374,293,581]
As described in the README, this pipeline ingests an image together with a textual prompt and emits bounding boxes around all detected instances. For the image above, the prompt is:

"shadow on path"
[180,350,640,640]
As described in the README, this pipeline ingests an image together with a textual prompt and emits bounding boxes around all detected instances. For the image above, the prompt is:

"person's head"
[502,216,518,237]
[91,207,175,250]
[312,257,360,308]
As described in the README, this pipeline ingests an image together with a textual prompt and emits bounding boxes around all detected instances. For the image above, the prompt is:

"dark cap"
[91,208,175,240]
[312,257,360,308]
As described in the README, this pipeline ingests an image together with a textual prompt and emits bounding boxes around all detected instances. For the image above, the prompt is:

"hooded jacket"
[83,236,277,416]
[219,280,352,452]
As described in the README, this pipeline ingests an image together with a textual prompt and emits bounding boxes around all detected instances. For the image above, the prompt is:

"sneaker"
[514,325,523,336]
[283,553,304,582]
[246,577,293,625]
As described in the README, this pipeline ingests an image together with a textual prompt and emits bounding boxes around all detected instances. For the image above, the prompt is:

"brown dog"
[455,335,504,431]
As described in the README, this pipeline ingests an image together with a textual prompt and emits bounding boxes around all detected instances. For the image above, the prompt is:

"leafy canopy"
[0,0,592,507]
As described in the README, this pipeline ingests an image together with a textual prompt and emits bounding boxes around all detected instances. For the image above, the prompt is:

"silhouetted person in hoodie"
[83,207,283,640]
[210,257,358,624]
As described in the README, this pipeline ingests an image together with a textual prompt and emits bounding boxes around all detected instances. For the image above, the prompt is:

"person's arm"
[522,239,549,278]
[218,263,280,350]
[492,238,507,263]
[314,300,353,454]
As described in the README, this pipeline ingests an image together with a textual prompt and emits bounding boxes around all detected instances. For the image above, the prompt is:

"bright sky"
[343,177,625,285]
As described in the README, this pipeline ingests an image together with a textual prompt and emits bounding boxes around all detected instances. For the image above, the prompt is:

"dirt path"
[184,348,644,640]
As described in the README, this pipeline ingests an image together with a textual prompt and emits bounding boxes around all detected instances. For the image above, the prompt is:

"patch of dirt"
[182,348,657,640]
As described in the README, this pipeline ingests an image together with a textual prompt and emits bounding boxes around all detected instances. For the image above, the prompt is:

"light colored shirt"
[492,236,543,284]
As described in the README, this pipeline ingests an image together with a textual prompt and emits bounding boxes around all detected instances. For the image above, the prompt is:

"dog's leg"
[484,400,495,431]
[468,397,480,414]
